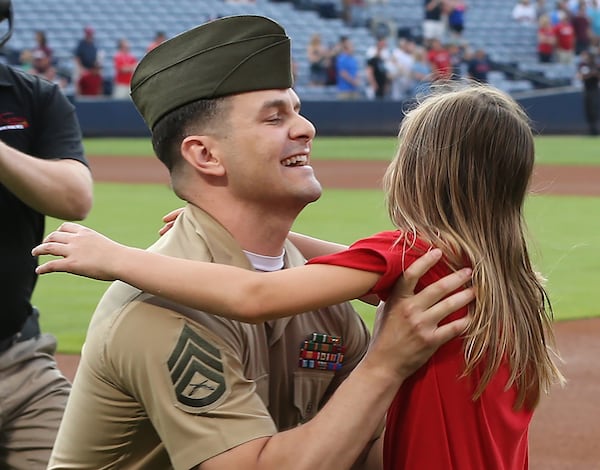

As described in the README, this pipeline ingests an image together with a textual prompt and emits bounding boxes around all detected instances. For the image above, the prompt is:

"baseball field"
[36,135,600,470]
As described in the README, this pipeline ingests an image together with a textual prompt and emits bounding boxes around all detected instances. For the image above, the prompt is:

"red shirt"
[77,70,103,96]
[308,231,532,470]
[113,51,137,86]
[427,48,452,80]
[554,22,575,50]
[538,26,555,55]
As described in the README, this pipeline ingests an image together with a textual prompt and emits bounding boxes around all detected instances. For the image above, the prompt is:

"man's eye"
[267,116,282,123]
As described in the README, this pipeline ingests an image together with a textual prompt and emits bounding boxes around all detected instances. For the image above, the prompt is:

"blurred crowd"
[513,0,600,65]
[307,0,490,100]
[2,26,168,99]
[306,33,493,100]
[517,0,600,134]
[305,0,600,101]
[3,0,599,103]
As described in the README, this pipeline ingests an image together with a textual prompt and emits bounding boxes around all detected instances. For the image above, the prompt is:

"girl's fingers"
[32,241,70,257]
[36,259,69,274]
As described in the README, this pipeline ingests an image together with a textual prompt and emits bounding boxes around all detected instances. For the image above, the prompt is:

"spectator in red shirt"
[427,39,453,80]
[554,10,576,63]
[112,38,137,99]
[538,13,556,62]
[77,61,103,97]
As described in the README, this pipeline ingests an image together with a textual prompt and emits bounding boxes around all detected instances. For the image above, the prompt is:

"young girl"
[34,84,564,469]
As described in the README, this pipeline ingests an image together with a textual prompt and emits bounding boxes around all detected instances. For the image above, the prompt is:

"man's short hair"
[151,98,229,172]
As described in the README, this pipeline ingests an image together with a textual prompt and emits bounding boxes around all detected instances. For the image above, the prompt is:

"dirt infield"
[54,157,600,470]
[86,156,600,196]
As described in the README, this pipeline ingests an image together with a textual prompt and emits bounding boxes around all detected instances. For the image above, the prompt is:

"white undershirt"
[243,250,285,272]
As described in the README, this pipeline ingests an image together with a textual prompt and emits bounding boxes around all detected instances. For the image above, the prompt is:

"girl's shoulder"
[352,230,431,250]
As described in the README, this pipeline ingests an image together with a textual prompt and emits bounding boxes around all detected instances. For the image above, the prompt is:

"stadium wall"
[74,88,587,137]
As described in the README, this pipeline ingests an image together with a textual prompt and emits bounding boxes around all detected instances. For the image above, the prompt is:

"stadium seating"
[6,0,576,99]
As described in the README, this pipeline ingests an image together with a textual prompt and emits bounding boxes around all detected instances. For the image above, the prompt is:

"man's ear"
[180,135,226,177]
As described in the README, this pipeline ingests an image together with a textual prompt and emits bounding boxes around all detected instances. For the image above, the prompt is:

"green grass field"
[83,135,600,164]
[33,137,600,353]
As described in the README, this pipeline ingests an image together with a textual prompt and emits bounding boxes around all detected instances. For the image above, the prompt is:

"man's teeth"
[282,155,308,166]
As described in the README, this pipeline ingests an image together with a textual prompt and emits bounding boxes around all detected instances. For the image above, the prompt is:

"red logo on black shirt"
[0,113,29,131]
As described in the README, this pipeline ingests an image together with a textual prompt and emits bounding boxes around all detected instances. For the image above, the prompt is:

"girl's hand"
[32,222,126,281]
[158,207,184,236]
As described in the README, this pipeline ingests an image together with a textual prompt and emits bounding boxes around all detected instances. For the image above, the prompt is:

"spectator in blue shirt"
[336,36,361,99]
[73,26,99,81]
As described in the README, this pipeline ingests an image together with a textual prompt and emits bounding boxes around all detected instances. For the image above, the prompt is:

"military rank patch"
[298,332,345,371]
[167,324,227,412]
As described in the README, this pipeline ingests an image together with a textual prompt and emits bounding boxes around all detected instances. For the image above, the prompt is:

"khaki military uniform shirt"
[49,205,371,469]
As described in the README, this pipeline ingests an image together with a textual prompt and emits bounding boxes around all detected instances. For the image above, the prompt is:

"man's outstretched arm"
[199,249,474,470]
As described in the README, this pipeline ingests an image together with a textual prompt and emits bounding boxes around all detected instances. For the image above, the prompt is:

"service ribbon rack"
[298,332,345,371]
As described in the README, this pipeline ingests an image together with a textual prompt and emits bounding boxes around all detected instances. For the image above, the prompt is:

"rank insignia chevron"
[167,324,227,411]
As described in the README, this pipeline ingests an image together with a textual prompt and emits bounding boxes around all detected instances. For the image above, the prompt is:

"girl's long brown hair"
[384,83,564,408]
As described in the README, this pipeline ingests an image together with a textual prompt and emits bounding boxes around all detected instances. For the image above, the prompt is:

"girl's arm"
[288,231,380,306]
[33,223,380,323]
[160,218,348,259]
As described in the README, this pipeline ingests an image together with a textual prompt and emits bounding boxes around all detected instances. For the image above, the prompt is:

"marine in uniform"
[49,206,370,468]
[48,16,373,469]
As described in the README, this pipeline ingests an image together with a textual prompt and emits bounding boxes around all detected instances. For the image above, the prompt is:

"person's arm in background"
[426,0,442,12]
[340,67,361,87]
[0,141,92,220]
[364,60,377,99]
[0,77,92,220]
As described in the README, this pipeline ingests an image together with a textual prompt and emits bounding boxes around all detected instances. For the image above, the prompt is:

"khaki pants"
[0,334,71,469]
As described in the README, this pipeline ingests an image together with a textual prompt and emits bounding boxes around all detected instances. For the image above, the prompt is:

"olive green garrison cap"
[130,15,293,129]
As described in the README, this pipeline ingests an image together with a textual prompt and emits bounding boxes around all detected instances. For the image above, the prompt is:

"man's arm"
[198,249,474,470]
[356,435,383,470]
[340,68,360,86]
[287,231,348,258]
[0,140,92,220]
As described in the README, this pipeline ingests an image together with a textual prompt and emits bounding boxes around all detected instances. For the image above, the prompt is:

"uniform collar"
[184,204,254,269]
[184,203,304,270]
[183,203,306,342]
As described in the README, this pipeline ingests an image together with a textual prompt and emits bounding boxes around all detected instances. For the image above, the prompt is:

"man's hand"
[32,222,126,280]
[366,248,474,383]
